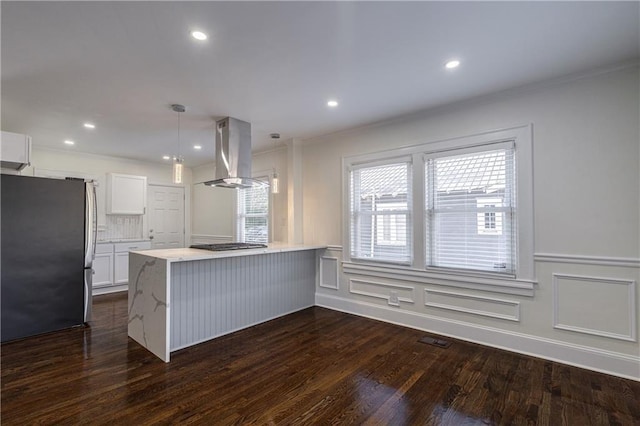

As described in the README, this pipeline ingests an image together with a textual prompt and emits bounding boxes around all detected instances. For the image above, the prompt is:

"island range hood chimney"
[204,117,267,189]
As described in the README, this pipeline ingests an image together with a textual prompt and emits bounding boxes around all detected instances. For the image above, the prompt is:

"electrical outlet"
[388,291,399,306]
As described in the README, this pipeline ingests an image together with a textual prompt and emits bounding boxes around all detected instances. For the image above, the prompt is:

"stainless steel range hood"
[204,117,267,189]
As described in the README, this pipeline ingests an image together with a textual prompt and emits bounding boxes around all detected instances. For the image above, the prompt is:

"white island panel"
[170,250,316,351]
[128,253,170,361]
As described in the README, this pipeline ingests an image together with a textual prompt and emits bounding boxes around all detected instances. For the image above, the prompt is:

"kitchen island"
[127,244,324,361]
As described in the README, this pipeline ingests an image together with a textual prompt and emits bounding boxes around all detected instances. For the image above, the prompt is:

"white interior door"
[148,185,185,249]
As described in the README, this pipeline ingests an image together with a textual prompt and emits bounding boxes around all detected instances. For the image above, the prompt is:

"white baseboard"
[315,293,640,381]
[92,285,127,296]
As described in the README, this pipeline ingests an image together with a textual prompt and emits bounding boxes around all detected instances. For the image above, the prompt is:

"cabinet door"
[113,241,150,285]
[92,253,113,287]
[106,173,147,215]
[114,252,129,284]
[0,131,31,170]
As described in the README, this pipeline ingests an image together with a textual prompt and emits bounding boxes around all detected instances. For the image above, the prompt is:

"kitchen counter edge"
[129,244,328,263]
[98,239,152,244]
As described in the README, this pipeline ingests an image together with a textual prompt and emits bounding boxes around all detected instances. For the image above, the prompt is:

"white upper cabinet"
[0,131,32,170]
[106,173,147,215]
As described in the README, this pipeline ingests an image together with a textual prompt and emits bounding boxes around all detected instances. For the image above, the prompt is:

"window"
[425,145,515,274]
[477,198,503,235]
[349,161,412,263]
[237,178,269,244]
[344,125,533,285]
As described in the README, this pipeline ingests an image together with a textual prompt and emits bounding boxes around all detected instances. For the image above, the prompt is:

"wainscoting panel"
[552,274,637,342]
[342,261,535,297]
[535,253,640,268]
[319,256,339,290]
[169,251,317,351]
[424,288,520,322]
[349,278,415,305]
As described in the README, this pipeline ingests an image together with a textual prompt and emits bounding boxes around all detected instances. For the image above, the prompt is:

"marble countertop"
[130,243,327,262]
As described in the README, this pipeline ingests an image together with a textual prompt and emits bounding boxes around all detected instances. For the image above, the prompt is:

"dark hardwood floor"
[2,293,639,425]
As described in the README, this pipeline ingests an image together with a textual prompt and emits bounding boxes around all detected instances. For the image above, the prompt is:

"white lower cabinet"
[93,240,151,293]
[114,252,130,284]
[114,241,150,285]
[93,243,115,287]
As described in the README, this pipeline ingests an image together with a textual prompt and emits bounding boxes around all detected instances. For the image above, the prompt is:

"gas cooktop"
[190,242,268,251]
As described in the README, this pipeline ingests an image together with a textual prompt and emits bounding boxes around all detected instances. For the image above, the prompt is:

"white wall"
[23,147,192,242]
[302,65,640,380]
[191,163,235,243]
[190,145,289,244]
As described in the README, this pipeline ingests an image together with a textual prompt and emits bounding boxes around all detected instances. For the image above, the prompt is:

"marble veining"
[127,254,169,361]
[151,293,167,312]
[127,258,156,346]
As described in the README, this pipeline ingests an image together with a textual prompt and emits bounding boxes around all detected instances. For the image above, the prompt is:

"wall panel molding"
[424,289,520,322]
[535,253,640,268]
[319,256,339,290]
[343,261,535,297]
[349,278,415,305]
[552,274,637,342]
[316,293,640,381]
[326,245,343,252]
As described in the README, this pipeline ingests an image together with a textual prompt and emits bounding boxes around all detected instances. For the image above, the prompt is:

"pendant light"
[171,104,186,184]
[271,173,279,194]
[270,133,280,194]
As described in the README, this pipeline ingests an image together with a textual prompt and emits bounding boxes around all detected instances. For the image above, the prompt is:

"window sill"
[342,261,536,297]
[349,256,412,267]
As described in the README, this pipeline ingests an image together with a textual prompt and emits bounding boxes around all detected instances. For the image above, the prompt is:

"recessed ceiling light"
[445,59,460,69]
[64,140,75,145]
[83,123,95,129]
[193,145,202,150]
[191,31,208,41]
[327,100,339,107]
[162,155,171,160]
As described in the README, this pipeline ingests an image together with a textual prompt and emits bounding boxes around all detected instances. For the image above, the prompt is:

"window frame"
[348,157,413,265]
[235,174,271,244]
[342,125,534,290]
[424,141,516,276]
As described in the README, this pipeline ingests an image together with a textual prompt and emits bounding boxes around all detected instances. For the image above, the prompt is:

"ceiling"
[2,1,638,167]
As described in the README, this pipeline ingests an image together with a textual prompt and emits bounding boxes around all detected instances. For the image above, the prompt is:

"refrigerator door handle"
[84,182,97,267]
[84,181,97,323]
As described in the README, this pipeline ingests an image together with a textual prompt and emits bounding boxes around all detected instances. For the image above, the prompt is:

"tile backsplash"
[98,215,143,241]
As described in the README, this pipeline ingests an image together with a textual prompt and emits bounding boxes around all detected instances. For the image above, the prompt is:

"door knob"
[149,236,154,240]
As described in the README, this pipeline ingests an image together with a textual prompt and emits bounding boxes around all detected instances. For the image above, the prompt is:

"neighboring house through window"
[477,198,504,235]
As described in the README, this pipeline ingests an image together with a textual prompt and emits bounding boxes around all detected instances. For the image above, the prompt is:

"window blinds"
[237,178,269,244]
[425,146,516,274]
[350,161,412,263]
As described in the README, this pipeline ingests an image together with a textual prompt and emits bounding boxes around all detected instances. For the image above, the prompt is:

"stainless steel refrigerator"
[1,174,96,342]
